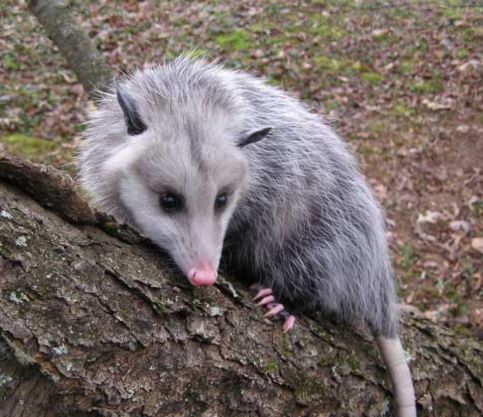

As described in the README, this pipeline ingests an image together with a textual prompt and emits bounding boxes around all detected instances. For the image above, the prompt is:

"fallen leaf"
[449,220,471,234]
[471,238,483,254]
[422,98,452,111]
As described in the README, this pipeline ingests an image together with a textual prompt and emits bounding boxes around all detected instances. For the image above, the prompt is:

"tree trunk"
[28,0,113,97]
[0,153,481,417]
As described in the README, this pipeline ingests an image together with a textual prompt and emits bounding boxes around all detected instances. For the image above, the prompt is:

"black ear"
[115,80,147,136]
[238,127,272,148]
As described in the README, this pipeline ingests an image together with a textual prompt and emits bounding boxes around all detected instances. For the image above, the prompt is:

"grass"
[411,76,444,95]
[1,134,57,159]
[2,53,20,71]
[313,56,344,74]
[391,102,415,118]
[216,30,251,51]
[307,15,347,39]
[399,244,417,270]
[361,72,383,85]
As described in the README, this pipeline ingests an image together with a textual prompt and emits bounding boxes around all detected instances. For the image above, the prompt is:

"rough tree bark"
[0,155,482,417]
[28,0,112,97]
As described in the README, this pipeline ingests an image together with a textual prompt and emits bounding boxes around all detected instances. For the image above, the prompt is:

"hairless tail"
[376,336,417,417]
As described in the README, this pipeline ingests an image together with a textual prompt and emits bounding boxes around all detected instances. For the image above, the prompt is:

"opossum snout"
[187,262,218,286]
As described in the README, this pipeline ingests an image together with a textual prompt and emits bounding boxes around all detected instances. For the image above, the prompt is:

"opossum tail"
[376,336,417,417]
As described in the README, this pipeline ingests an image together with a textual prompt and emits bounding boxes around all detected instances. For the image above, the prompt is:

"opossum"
[77,57,416,417]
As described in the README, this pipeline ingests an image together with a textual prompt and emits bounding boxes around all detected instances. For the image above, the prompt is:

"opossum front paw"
[251,285,296,333]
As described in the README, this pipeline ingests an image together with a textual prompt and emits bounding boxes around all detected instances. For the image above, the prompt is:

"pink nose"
[187,263,218,286]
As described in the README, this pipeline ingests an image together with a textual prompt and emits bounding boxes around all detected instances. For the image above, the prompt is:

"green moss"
[357,145,382,156]
[345,352,361,374]
[2,53,20,71]
[350,61,365,73]
[473,199,483,218]
[456,48,469,59]
[314,55,343,74]
[153,300,168,315]
[318,349,336,367]
[163,49,178,61]
[416,38,429,53]
[275,332,295,358]
[368,120,385,134]
[184,49,209,60]
[287,372,326,405]
[216,30,251,51]
[1,134,57,159]
[441,6,462,20]
[400,59,416,75]
[324,102,338,112]
[399,244,417,270]
[411,76,444,94]
[264,360,279,374]
[391,102,414,118]
[361,72,383,85]
[463,27,482,44]
[99,221,142,244]
[102,222,118,232]
[307,15,346,40]
[386,7,415,19]
[266,75,282,86]
[248,23,268,33]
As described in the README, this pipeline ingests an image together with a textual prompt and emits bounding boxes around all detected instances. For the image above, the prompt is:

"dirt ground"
[1,0,482,336]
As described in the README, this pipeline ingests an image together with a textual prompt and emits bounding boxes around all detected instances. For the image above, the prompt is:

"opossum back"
[222,72,398,337]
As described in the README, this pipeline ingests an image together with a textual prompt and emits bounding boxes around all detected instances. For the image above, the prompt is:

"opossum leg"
[251,284,296,332]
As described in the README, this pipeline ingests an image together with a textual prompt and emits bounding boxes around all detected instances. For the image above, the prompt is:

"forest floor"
[1,0,482,336]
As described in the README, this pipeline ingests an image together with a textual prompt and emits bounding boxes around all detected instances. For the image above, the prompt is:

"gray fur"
[77,57,415,415]
[79,57,397,336]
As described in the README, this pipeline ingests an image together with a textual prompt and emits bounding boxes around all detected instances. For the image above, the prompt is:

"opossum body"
[78,57,416,416]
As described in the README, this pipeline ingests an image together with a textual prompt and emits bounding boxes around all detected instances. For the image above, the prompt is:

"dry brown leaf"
[470,237,483,255]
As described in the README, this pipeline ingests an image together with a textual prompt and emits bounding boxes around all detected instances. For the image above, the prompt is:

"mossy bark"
[0,154,481,417]
[28,0,113,97]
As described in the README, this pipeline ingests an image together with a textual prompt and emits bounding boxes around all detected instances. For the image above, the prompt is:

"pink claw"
[253,288,273,301]
[283,315,296,333]
[256,295,275,306]
[265,304,285,317]
[251,285,297,333]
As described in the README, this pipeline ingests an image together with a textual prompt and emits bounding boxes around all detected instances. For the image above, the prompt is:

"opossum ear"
[115,80,147,136]
[238,127,272,148]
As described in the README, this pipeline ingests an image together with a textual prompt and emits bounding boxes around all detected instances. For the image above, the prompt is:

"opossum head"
[100,84,270,287]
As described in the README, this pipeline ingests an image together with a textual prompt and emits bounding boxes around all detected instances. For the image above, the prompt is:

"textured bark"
[0,154,481,417]
[28,0,113,96]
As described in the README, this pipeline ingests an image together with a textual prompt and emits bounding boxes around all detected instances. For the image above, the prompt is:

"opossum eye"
[214,193,228,211]
[160,192,184,213]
